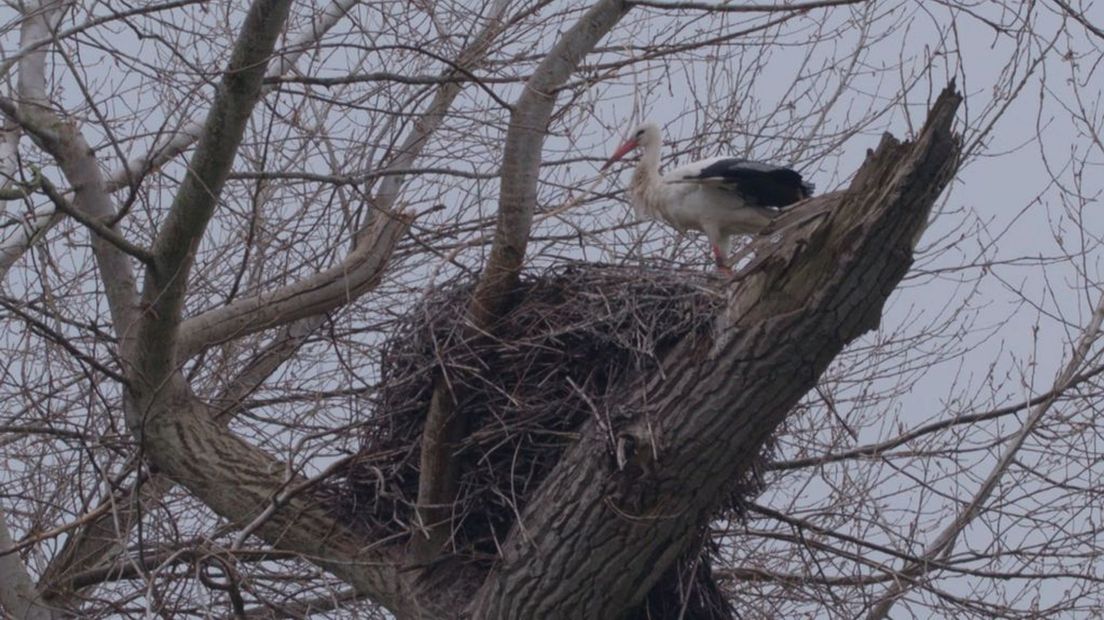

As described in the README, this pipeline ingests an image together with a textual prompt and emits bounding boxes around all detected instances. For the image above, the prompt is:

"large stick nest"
[333,262,762,571]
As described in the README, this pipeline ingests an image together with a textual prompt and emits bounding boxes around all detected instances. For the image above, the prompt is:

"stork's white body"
[628,156,775,258]
[604,123,812,270]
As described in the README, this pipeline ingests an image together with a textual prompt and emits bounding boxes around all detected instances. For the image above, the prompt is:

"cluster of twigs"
[334,262,744,560]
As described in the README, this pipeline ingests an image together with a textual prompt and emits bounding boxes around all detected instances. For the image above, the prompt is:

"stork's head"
[601,122,661,170]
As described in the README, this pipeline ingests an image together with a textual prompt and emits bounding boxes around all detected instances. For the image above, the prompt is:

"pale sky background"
[2,0,1104,616]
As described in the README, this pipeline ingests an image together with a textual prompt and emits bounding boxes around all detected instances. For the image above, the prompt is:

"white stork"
[602,122,813,271]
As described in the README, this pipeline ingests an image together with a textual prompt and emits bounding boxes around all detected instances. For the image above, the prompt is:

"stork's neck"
[633,140,662,188]
[627,139,669,223]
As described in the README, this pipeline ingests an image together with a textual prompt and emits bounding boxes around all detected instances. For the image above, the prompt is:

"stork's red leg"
[711,244,732,273]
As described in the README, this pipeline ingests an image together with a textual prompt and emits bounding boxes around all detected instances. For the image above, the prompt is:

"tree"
[1,0,1102,618]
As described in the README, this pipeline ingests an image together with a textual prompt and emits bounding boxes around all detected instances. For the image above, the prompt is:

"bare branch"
[175,210,410,359]
[134,0,294,382]
[0,118,18,185]
[0,0,361,283]
[177,0,517,359]
[771,363,1104,471]
[102,0,359,192]
[863,285,1104,619]
[1051,0,1104,41]
[36,174,154,265]
[0,0,207,83]
[6,0,140,338]
[0,295,128,383]
[628,0,868,12]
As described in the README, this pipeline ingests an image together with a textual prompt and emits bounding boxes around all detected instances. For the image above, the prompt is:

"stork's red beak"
[601,139,638,171]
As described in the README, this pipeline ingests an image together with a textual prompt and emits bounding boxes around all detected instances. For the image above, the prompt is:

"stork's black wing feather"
[682,158,814,207]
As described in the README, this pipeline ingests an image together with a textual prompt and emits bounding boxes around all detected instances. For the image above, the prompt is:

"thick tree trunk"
[468,86,962,619]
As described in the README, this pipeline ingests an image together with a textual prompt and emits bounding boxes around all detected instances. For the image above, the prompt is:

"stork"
[602,122,813,271]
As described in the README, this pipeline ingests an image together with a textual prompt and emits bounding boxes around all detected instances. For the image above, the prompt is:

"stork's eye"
[635,129,644,138]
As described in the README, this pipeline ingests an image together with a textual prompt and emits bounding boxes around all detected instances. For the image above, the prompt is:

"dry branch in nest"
[332,262,767,570]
